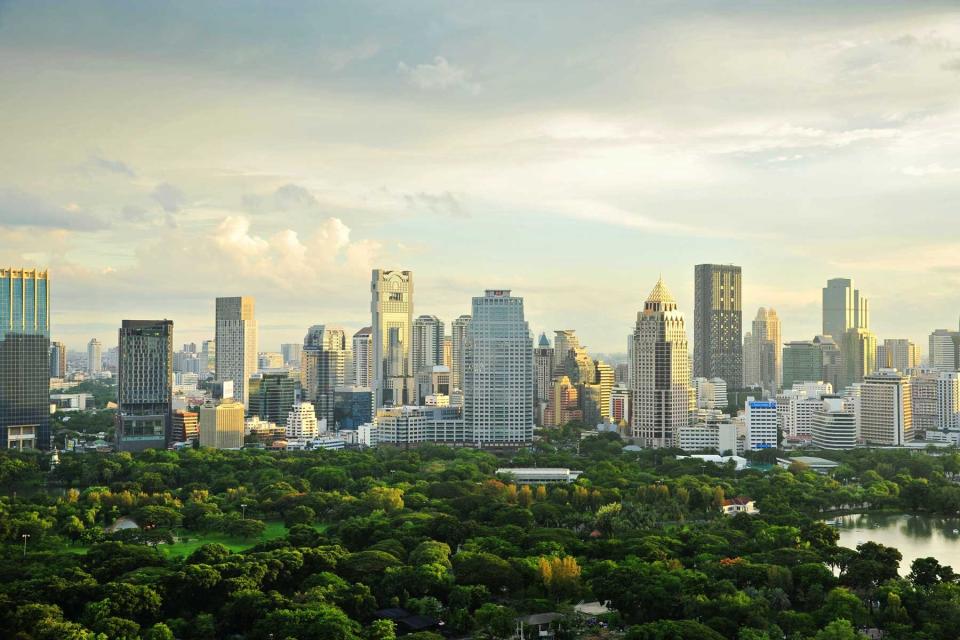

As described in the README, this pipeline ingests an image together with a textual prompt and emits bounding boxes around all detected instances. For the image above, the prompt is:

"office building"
[693,264,742,389]
[811,397,857,450]
[414,364,451,405]
[745,398,778,451]
[301,325,348,424]
[911,370,960,437]
[371,269,414,407]
[822,277,869,340]
[743,307,781,393]
[373,405,467,446]
[117,320,173,452]
[463,289,535,444]
[552,330,580,378]
[352,327,373,387]
[451,315,471,391]
[594,360,615,423]
[782,340,823,389]
[776,382,833,439]
[201,339,215,373]
[693,377,727,409]
[87,338,102,375]
[879,339,919,374]
[215,296,257,408]
[842,327,878,389]
[248,371,296,426]
[281,343,302,368]
[333,386,374,430]
[631,278,691,448]
[442,335,452,368]
[286,402,321,440]
[171,409,199,443]
[258,352,283,370]
[534,333,554,406]
[860,369,913,446]
[199,399,245,449]
[929,330,960,372]
[543,375,582,427]
[677,422,738,454]
[412,314,444,375]
[0,267,51,449]
[50,341,66,378]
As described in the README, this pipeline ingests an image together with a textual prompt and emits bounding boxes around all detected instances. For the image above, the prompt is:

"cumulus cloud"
[398,56,480,93]
[89,154,136,177]
[0,188,106,231]
[151,182,186,212]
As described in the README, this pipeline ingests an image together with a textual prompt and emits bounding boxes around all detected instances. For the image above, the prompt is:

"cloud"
[0,188,106,231]
[398,56,480,93]
[243,183,320,212]
[902,163,960,177]
[89,154,136,177]
[943,57,960,72]
[322,39,380,71]
[151,182,186,212]
[404,191,466,217]
[121,204,149,222]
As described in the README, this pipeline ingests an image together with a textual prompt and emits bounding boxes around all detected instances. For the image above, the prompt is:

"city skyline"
[1,2,959,353]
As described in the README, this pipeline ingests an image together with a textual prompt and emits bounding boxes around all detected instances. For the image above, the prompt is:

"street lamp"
[241,503,248,520]
[21,533,30,558]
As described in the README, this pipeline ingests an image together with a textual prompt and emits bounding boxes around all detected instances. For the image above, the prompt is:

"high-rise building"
[534,333,554,407]
[248,371,296,426]
[879,338,919,374]
[822,277,868,340]
[693,377,727,409]
[693,264,742,389]
[594,360,615,423]
[451,315,471,391]
[552,330,580,378]
[257,352,283,370]
[117,320,173,452]
[815,335,844,391]
[610,385,630,424]
[0,267,51,450]
[929,329,960,372]
[215,296,257,408]
[841,327,878,390]
[412,315,444,375]
[442,336,453,368]
[201,339,216,373]
[171,409,199,443]
[301,325,348,424]
[631,278,691,448]
[860,369,912,446]
[333,386,374,430]
[911,370,960,437]
[782,341,822,390]
[776,382,833,439]
[811,397,857,450]
[281,343,302,368]
[463,290,535,444]
[371,270,414,407]
[86,338,102,376]
[543,376,582,427]
[352,327,373,388]
[199,399,245,449]
[50,340,66,378]
[286,402,320,440]
[745,398,778,451]
[743,307,781,394]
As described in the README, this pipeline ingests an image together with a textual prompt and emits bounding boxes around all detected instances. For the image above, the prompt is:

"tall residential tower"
[215,296,257,408]
[693,264,742,389]
[371,270,414,407]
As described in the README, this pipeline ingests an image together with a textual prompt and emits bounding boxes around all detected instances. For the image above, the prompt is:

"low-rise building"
[495,468,583,484]
[720,497,759,515]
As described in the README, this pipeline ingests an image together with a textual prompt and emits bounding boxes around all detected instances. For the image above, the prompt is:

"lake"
[827,512,960,576]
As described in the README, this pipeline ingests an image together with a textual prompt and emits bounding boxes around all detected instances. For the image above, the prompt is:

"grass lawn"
[61,522,329,557]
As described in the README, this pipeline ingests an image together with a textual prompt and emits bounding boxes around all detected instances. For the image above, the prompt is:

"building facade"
[879,338,919,374]
[534,333,554,408]
[451,315,471,391]
[0,267,51,449]
[631,278,691,448]
[693,264,742,389]
[463,290,535,445]
[412,314,444,376]
[117,320,173,452]
[860,369,913,446]
[215,296,257,408]
[351,327,373,388]
[286,402,321,440]
[87,338,102,375]
[822,277,868,340]
[743,307,781,394]
[49,340,66,378]
[929,330,960,372]
[745,398,778,451]
[301,325,348,425]
[171,409,199,443]
[199,399,245,449]
[811,397,857,450]
[371,269,414,407]
[248,371,296,426]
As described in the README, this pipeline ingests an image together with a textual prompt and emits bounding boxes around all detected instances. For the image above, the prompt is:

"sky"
[1,1,960,356]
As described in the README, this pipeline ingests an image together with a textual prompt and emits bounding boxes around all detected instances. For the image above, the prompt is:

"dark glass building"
[333,386,373,430]
[248,371,296,425]
[117,320,173,452]
[693,264,743,390]
[0,267,50,450]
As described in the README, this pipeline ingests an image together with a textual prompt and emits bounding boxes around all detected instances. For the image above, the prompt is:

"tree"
[364,487,404,513]
[813,619,865,640]
[625,620,725,640]
[367,619,396,640]
[473,603,516,640]
[538,555,581,601]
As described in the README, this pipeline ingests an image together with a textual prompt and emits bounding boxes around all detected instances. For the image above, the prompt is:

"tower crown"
[645,277,677,312]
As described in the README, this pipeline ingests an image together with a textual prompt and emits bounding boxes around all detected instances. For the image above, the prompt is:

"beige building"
[199,399,245,449]
[841,327,877,390]
[877,338,919,374]
[215,296,257,408]
[743,307,781,394]
[371,269,414,407]
[859,369,912,446]
[631,278,691,447]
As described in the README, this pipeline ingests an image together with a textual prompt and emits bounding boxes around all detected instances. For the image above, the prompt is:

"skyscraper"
[879,338,919,373]
[534,333,554,406]
[693,264,742,389]
[199,398,245,449]
[248,371,296,426]
[301,325,348,424]
[860,369,912,446]
[412,314,444,375]
[463,289,535,444]
[743,307,781,394]
[782,340,823,389]
[0,267,50,450]
[841,327,878,389]
[929,329,960,372]
[631,278,691,448]
[50,340,66,378]
[280,343,302,368]
[87,338,102,376]
[215,296,257,408]
[451,314,471,391]
[371,269,414,407]
[117,320,173,452]
[351,327,373,388]
[822,277,869,339]
[552,330,580,378]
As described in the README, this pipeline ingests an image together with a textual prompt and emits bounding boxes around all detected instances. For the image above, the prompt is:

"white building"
[451,315,472,392]
[776,382,833,438]
[258,352,284,370]
[811,396,857,450]
[286,402,320,440]
[929,330,958,372]
[352,327,373,388]
[412,315,444,375]
[745,398,778,451]
[693,377,727,409]
[87,338,102,375]
[912,370,960,437]
[495,468,583,484]
[215,296,258,408]
[463,290,535,445]
[676,422,739,454]
[860,369,912,446]
[631,278,691,447]
[372,269,415,407]
[879,338,919,374]
[373,405,467,446]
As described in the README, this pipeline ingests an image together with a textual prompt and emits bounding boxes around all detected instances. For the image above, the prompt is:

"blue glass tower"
[0,267,51,449]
